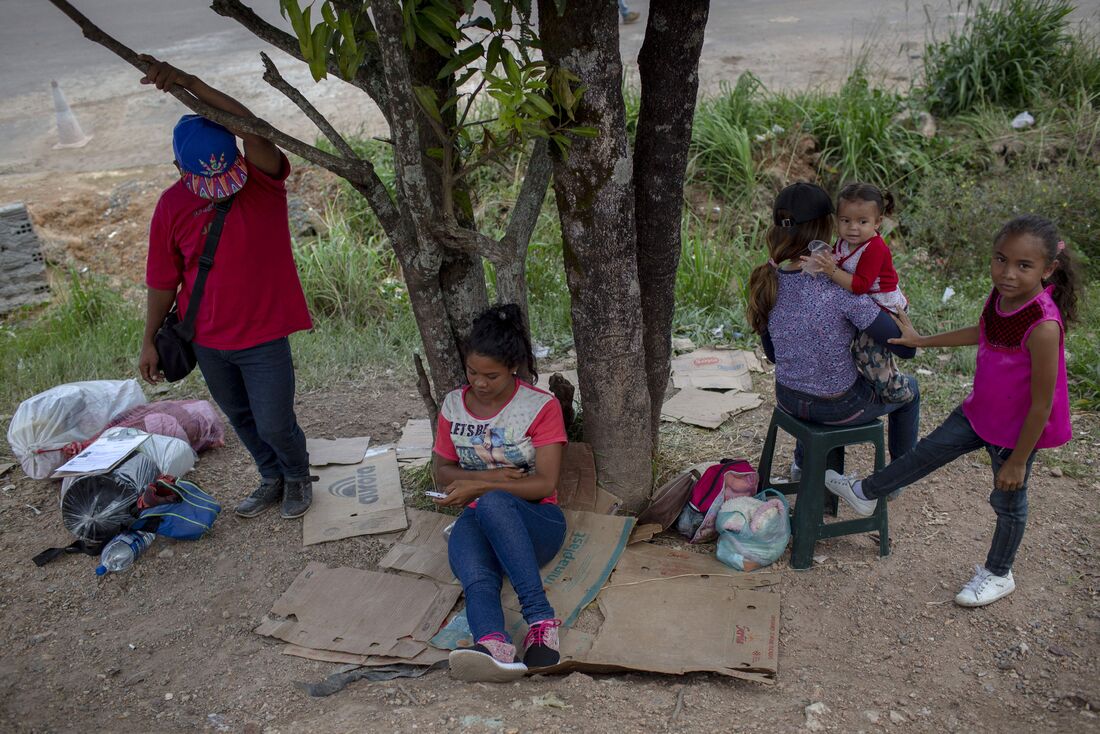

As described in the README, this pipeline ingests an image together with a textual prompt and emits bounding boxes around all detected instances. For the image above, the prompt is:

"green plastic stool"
[757,406,889,570]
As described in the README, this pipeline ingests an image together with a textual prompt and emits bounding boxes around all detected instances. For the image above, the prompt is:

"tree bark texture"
[633,0,710,444]
[537,0,654,510]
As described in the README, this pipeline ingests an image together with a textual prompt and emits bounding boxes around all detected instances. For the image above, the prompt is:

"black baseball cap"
[773,182,834,227]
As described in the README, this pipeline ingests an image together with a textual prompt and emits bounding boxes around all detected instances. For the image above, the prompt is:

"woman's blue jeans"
[448,491,567,643]
[775,375,921,466]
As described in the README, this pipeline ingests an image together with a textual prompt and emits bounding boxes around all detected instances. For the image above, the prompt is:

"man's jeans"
[448,491,567,642]
[862,406,1033,576]
[776,375,922,466]
[194,337,310,482]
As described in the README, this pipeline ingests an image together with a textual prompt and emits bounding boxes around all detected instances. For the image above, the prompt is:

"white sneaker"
[772,461,802,485]
[824,470,876,517]
[954,565,1015,607]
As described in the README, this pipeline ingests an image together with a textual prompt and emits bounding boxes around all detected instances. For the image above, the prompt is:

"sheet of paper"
[52,428,149,477]
[302,449,408,545]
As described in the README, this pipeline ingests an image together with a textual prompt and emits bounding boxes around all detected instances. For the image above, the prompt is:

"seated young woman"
[746,182,921,479]
[431,304,568,683]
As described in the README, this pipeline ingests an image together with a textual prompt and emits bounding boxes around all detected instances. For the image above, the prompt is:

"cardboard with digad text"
[302,448,408,545]
[430,509,634,649]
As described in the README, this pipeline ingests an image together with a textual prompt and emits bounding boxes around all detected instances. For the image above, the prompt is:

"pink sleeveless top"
[962,286,1071,450]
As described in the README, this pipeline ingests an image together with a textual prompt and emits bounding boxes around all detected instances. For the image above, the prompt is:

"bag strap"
[174,196,235,341]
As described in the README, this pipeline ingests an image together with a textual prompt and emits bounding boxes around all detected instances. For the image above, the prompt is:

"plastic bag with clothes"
[7,380,147,479]
[715,489,791,572]
[100,400,224,453]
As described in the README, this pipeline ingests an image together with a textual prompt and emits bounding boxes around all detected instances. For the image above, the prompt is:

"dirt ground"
[2,5,1099,732]
[1,368,1097,733]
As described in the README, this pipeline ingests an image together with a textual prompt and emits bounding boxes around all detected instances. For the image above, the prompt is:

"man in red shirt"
[137,57,314,520]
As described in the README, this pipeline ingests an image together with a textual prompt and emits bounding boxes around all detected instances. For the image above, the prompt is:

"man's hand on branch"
[139,55,196,92]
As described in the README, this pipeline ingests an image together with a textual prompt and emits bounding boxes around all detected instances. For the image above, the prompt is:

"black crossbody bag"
[154,197,234,382]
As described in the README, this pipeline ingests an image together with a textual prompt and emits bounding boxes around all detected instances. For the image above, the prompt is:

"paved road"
[1,0,1097,177]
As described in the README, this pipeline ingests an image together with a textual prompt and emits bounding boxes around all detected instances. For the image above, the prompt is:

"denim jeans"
[775,375,921,465]
[448,491,567,643]
[618,0,629,16]
[193,337,310,482]
[862,405,1033,576]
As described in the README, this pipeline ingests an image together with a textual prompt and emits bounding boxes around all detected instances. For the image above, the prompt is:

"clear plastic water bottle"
[95,531,155,576]
[801,240,833,276]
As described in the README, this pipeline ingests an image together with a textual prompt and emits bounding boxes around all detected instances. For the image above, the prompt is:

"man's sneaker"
[235,478,283,518]
[824,470,876,517]
[955,565,1015,607]
[522,618,562,669]
[281,476,315,519]
[449,633,527,682]
[621,10,640,23]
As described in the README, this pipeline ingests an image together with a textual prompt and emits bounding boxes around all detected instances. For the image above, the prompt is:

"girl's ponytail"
[465,303,538,382]
[1047,247,1080,327]
[747,263,778,335]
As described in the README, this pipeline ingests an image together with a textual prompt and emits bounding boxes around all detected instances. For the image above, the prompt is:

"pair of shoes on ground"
[234,476,314,519]
[824,470,1016,607]
[449,619,562,682]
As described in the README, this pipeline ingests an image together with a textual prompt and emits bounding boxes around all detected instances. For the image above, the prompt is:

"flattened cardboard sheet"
[670,348,759,392]
[547,544,780,683]
[557,442,621,515]
[307,436,371,466]
[281,643,449,668]
[302,449,408,545]
[661,388,763,429]
[430,510,634,649]
[378,508,457,585]
[255,562,460,659]
[396,418,434,461]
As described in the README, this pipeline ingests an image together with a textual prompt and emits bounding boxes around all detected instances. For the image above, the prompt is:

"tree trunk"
[634,0,710,445]
[537,0,653,510]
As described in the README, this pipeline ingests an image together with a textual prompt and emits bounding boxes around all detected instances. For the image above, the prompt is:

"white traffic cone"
[51,80,92,149]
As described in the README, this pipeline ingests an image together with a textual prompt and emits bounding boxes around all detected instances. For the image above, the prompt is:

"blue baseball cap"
[172,115,248,200]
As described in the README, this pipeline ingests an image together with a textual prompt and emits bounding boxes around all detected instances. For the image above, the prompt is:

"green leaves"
[280,0,369,82]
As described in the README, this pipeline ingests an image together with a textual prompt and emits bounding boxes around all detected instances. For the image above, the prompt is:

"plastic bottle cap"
[95,565,107,576]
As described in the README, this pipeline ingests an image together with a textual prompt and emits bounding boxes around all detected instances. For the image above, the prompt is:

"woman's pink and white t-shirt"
[433,379,567,504]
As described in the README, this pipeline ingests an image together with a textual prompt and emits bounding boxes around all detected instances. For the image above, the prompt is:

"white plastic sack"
[137,434,197,478]
[7,380,147,479]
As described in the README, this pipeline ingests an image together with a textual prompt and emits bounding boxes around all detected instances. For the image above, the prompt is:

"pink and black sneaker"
[522,618,562,669]
[449,632,527,682]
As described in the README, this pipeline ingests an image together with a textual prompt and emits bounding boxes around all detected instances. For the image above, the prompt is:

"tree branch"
[260,52,357,160]
[500,138,551,257]
[210,0,389,113]
[46,0,403,237]
[373,0,441,270]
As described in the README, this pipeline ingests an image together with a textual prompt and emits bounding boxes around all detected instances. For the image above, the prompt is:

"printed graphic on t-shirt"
[449,423,533,472]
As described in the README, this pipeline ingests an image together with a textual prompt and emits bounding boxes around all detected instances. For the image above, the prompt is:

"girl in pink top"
[824,215,1078,608]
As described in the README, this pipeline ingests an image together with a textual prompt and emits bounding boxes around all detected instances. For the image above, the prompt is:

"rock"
[1018,642,1030,656]
[1050,467,1064,478]
[157,548,174,559]
[563,671,593,688]
[805,702,830,732]
[1048,644,1073,657]
[671,337,696,353]
[890,710,907,724]
[221,611,230,620]
[164,693,174,701]
[863,710,880,724]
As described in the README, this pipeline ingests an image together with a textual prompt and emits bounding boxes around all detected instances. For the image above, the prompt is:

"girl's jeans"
[775,375,922,466]
[448,491,567,642]
[862,406,1033,576]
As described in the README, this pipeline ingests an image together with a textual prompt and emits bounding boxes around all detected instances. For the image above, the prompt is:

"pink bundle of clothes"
[95,400,225,453]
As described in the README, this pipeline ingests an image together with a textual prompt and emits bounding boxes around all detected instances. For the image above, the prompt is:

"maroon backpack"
[689,459,758,513]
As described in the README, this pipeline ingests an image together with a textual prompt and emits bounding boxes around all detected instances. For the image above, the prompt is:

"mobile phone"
[425,490,447,499]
